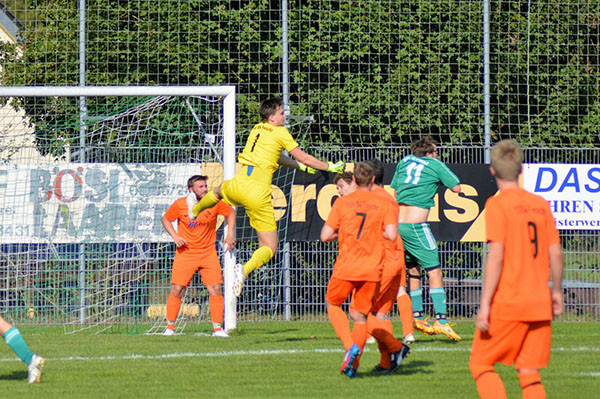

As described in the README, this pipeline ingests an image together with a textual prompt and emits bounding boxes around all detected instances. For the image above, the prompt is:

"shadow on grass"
[0,370,27,381]
[265,328,301,335]
[280,337,318,342]
[428,337,467,344]
[231,328,302,336]
[356,359,435,379]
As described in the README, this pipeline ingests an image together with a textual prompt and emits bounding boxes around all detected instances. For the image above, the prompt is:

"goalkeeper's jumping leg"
[233,231,276,297]
[188,185,223,219]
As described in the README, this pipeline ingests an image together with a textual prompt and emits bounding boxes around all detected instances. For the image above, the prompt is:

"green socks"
[430,287,448,324]
[4,327,34,365]
[409,289,424,318]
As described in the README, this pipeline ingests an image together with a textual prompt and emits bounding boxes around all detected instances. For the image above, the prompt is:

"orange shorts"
[349,250,406,314]
[326,277,379,315]
[470,319,551,370]
[171,247,222,287]
[357,247,405,314]
[372,274,402,314]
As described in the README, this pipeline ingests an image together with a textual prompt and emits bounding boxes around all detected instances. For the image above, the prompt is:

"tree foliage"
[1,0,598,152]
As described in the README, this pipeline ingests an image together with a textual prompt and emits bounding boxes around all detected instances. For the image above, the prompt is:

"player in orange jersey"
[469,140,563,399]
[333,172,355,197]
[162,175,236,337]
[331,172,358,350]
[365,159,411,372]
[321,162,399,378]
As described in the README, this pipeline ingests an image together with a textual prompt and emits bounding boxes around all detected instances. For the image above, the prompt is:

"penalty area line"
[0,348,343,363]
[1,345,598,363]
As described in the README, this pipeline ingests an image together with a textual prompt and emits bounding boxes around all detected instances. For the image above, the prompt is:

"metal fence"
[0,1,599,329]
[1,145,597,329]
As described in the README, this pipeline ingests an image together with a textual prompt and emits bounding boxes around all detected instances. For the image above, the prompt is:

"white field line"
[0,346,599,363]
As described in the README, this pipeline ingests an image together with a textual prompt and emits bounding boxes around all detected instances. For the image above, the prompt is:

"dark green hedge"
[1,0,598,151]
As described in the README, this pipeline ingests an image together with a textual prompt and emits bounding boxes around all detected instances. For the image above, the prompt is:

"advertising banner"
[0,163,202,243]
[5,162,594,243]
[522,164,600,230]
[282,164,497,242]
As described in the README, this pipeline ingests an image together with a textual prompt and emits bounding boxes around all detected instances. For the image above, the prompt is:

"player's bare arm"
[383,223,397,242]
[476,241,504,332]
[320,225,337,242]
[288,147,345,173]
[161,214,187,248]
[278,153,301,169]
[549,242,564,317]
[288,147,328,170]
[278,153,317,174]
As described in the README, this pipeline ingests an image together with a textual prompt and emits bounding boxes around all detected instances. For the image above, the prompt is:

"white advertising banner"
[0,163,206,243]
[522,164,600,230]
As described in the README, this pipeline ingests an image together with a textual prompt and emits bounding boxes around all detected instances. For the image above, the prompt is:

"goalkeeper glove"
[326,160,346,173]
[297,162,317,174]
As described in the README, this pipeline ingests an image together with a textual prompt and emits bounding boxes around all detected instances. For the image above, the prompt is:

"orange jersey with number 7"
[325,189,397,282]
[485,187,560,321]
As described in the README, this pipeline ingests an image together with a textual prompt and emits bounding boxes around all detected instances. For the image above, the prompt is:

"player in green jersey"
[390,136,462,341]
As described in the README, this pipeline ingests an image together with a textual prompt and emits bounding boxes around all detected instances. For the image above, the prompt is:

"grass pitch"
[1,321,598,398]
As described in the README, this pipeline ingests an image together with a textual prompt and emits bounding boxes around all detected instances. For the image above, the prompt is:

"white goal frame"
[0,85,239,332]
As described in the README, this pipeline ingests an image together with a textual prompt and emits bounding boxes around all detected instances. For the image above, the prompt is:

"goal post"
[0,86,238,332]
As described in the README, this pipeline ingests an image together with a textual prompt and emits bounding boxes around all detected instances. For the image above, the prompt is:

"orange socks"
[367,315,403,354]
[327,305,353,350]
[471,365,543,399]
[397,294,414,336]
[166,293,182,328]
[351,321,368,350]
[519,372,545,399]
[471,367,507,399]
[209,295,224,325]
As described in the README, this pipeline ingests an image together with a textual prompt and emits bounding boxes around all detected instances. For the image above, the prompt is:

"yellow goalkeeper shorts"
[221,171,277,232]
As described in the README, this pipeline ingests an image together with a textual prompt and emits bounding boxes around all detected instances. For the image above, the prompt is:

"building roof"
[0,2,21,42]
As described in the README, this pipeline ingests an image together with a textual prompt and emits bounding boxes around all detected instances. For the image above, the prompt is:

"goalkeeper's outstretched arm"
[287,147,345,173]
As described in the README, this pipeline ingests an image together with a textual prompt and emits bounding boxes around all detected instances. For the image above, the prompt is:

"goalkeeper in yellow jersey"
[189,96,345,296]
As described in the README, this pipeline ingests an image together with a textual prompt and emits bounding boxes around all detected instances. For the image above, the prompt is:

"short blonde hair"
[353,162,374,187]
[491,140,523,181]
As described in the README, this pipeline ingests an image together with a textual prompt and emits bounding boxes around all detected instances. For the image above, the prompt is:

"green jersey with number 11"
[390,155,460,210]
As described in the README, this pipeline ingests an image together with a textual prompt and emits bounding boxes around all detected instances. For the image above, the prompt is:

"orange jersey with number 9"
[485,187,560,321]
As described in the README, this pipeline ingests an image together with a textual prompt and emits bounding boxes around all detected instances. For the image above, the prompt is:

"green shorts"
[397,222,440,269]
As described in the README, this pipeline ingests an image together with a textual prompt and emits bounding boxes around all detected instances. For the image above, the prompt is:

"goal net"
[0,86,237,333]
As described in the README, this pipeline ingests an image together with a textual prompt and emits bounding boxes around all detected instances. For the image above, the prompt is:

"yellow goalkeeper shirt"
[237,122,299,183]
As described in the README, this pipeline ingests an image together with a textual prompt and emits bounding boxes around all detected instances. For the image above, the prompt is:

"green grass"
[1,321,598,398]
